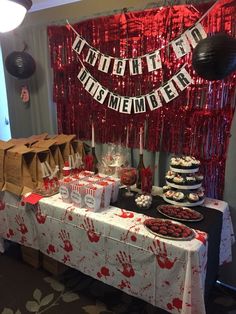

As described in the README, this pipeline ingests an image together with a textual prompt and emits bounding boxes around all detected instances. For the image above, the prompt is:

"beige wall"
[24,0,213,26]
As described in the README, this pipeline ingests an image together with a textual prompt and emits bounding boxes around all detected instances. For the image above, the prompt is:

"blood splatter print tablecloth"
[0,190,234,314]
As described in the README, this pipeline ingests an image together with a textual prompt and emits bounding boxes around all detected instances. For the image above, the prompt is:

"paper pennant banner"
[98,54,112,73]
[146,91,163,110]
[132,96,146,113]
[159,81,179,103]
[172,33,191,59]
[84,77,99,96]
[186,22,207,48]
[129,58,142,75]
[72,35,86,55]
[85,48,99,66]
[94,86,109,104]
[146,51,162,72]
[119,97,132,114]
[77,67,90,86]
[108,93,121,111]
[173,67,192,91]
[113,59,126,76]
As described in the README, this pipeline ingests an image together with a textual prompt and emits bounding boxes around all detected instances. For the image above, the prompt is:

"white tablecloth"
[0,191,234,314]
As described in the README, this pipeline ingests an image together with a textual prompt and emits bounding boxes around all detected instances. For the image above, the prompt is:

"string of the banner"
[77,55,188,99]
[66,0,219,60]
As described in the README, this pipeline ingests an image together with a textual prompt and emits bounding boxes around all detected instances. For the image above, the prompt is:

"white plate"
[143,218,195,241]
[170,166,199,173]
[163,195,205,207]
[166,181,202,190]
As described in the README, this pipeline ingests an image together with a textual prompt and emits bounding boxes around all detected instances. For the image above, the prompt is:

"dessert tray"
[144,218,195,241]
[157,204,203,222]
[170,166,199,173]
[163,195,205,207]
[166,181,202,190]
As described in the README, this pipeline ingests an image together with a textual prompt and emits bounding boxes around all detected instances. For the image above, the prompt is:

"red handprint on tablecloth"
[115,209,134,219]
[116,251,135,278]
[167,298,183,312]
[195,230,207,245]
[6,228,14,238]
[35,204,47,224]
[59,229,73,252]
[82,217,100,243]
[150,240,177,269]
[15,215,28,234]
[47,244,56,255]
[0,200,5,211]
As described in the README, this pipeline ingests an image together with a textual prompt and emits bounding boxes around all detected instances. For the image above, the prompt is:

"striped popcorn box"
[71,181,88,208]
[59,177,77,203]
[102,177,120,203]
[94,173,108,180]
[95,181,112,209]
[84,176,99,184]
[84,183,103,212]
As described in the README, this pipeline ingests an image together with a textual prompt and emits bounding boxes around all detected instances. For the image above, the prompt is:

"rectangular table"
[0,189,234,314]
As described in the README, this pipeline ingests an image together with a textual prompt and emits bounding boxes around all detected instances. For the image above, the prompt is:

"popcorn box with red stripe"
[84,183,103,211]
[59,177,77,203]
[95,181,112,209]
[102,177,120,203]
[70,180,88,208]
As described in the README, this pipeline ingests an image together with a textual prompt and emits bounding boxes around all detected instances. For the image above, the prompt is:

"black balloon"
[192,33,236,81]
[5,51,36,79]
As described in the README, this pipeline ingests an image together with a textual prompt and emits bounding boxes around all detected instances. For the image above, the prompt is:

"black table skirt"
[112,189,223,300]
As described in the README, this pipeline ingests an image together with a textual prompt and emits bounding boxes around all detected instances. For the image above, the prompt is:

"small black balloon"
[5,51,36,79]
[192,33,236,81]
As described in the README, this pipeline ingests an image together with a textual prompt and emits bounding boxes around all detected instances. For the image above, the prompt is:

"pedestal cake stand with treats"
[163,156,205,207]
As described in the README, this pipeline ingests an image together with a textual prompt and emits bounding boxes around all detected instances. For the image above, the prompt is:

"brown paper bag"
[32,139,63,173]
[53,134,76,162]
[5,145,36,196]
[0,141,15,190]
[31,147,54,188]
[27,133,49,146]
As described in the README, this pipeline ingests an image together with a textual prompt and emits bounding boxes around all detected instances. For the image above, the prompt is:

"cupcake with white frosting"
[173,191,185,202]
[187,192,199,202]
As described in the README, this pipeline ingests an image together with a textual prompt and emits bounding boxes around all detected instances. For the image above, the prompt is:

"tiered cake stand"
[163,166,204,207]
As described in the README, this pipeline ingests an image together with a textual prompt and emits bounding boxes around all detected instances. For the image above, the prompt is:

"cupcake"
[173,191,185,202]
[187,193,199,203]
[173,175,184,185]
[196,188,205,200]
[163,185,172,193]
[180,159,193,169]
[195,173,204,183]
[185,175,197,185]
[170,157,181,168]
[164,190,175,200]
[165,170,175,182]
[191,157,200,168]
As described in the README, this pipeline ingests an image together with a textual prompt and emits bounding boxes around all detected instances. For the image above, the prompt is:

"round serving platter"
[170,166,199,173]
[157,204,204,222]
[143,218,195,241]
[163,195,205,207]
[166,181,202,190]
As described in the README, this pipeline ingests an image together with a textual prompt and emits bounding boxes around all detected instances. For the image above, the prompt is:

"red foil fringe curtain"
[48,0,236,199]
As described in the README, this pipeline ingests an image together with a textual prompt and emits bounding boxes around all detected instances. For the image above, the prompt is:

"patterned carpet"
[0,241,236,314]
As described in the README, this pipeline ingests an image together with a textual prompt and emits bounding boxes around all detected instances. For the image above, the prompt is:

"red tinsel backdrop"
[48,0,236,199]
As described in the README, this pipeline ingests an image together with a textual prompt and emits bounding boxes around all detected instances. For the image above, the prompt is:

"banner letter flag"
[173,67,192,91]
[94,85,109,104]
[146,91,162,110]
[98,55,111,73]
[132,97,146,113]
[119,97,132,114]
[113,59,126,76]
[85,48,99,66]
[72,35,86,55]
[77,67,90,86]
[108,93,121,111]
[171,34,191,58]
[84,77,99,96]
[186,23,207,48]
[146,51,162,72]
[159,81,179,103]
[129,58,142,75]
